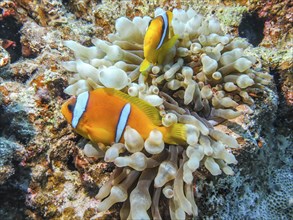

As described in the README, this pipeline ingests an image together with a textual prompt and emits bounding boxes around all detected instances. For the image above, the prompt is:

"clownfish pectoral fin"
[139,58,151,73]
[157,34,179,65]
[85,126,113,145]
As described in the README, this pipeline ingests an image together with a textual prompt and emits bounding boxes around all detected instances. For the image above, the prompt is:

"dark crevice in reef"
[0,103,35,145]
[83,181,100,198]
[47,78,70,100]
[238,12,265,47]
[0,162,31,220]
[271,68,293,131]
[0,66,33,84]
[0,101,34,219]
[66,154,77,171]
[272,68,282,97]
[0,16,23,63]
[61,0,70,6]
[272,68,282,128]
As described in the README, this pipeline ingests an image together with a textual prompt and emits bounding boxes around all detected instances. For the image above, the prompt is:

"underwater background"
[0,0,292,219]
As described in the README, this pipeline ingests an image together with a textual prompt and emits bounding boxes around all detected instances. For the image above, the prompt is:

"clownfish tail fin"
[160,123,187,145]
[158,34,179,64]
[140,59,151,73]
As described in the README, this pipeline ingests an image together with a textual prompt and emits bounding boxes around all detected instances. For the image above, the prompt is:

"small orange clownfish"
[140,10,179,72]
[61,88,187,145]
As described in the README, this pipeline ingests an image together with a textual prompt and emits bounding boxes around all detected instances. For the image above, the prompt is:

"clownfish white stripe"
[72,91,89,128]
[115,103,131,143]
[156,12,169,50]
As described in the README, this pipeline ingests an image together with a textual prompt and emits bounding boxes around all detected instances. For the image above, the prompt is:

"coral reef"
[0,0,291,219]
[15,0,68,26]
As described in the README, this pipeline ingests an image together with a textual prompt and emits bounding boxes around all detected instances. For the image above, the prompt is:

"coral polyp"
[61,7,272,219]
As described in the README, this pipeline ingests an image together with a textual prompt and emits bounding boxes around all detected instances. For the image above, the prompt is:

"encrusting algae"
[61,7,272,219]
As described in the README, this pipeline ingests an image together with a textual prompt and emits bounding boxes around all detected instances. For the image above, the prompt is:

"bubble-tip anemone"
[62,7,272,220]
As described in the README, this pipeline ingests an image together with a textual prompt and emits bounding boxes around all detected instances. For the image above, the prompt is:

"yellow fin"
[85,125,113,144]
[160,123,187,145]
[139,58,151,73]
[104,88,162,126]
[158,34,179,64]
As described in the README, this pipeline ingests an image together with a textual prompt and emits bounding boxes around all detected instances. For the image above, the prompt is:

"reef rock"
[0,0,292,219]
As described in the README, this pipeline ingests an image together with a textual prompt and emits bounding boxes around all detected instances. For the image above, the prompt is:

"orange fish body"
[140,11,179,72]
[61,88,186,145]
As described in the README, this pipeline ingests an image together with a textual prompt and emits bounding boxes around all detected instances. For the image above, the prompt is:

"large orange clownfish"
[61,88,187,145]
[140,10,179,72]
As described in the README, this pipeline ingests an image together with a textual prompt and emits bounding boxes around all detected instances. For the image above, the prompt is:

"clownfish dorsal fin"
[104,88,162,126]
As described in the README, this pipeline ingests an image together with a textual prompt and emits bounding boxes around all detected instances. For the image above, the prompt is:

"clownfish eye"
[67,103,75,112]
